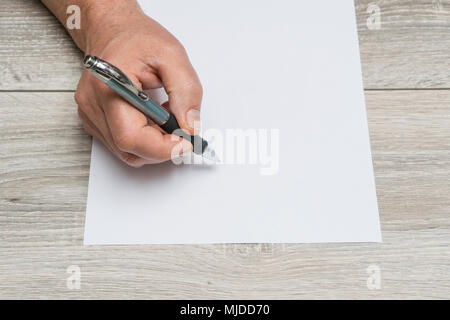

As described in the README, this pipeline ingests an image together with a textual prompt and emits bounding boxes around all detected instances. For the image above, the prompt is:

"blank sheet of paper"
[84,0,381,245]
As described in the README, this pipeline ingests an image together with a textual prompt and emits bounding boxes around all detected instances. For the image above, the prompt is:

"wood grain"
[356,0,450,89]
[1,91,449,299]
[0,0,83,91]
[0,0,449,90]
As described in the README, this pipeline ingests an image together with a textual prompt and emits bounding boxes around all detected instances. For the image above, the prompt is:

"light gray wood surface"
[0,0,449,299]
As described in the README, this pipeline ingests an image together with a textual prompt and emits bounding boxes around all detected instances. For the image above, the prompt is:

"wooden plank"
[0,0,83,91]
[0,0,449,90]
[356,0,450,88]
[0,90,449,299]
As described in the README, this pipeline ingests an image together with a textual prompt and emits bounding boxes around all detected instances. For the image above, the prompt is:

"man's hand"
[42,0,202,167]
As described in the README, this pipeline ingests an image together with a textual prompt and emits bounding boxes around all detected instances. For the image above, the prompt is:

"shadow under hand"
[114,155,218,192]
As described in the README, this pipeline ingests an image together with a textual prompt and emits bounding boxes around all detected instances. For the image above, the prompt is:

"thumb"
[157,56,203,135]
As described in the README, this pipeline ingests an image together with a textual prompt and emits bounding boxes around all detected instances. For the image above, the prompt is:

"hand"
[74,1,202,167]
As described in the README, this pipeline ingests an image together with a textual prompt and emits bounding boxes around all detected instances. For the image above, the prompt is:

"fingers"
[102,97,193,162]
[78,108,148,168]
[154,48,203,135]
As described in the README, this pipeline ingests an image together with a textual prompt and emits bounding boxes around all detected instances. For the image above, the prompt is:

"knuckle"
[178,72,203,99]
[74,92,90,113]
[192,80,203,98]
[74,90,84,106]
[113,131,136,152]
[122,153,143,168]
[164,40,186,57]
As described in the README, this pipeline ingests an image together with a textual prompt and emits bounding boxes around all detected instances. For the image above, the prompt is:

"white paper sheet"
[84,0,381,245]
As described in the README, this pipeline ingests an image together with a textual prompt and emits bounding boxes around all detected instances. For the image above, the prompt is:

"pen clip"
[83,55,149,101]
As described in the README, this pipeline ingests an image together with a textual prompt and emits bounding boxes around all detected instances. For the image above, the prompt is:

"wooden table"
[0,0,449,299]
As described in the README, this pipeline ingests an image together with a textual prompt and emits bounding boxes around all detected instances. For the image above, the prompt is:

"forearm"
[40,0,143,52]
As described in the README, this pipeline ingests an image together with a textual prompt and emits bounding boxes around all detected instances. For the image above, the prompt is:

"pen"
[83,55,219,162]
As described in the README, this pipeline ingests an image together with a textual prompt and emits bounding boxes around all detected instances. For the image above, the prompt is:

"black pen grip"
[160,114,208,155]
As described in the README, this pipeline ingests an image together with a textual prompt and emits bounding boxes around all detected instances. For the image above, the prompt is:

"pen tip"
[202,146,221,163]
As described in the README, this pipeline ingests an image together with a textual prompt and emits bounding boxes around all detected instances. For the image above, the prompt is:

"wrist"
[76,0,143,53]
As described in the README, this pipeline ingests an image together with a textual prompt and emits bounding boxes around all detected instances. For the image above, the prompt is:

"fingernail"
[185,109,201,134]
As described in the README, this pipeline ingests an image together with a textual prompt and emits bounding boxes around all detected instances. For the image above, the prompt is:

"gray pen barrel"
[106,79,207,155]
[106,79,170,125]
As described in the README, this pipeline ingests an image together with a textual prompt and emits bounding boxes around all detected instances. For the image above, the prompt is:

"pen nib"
[202,146,221,163]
